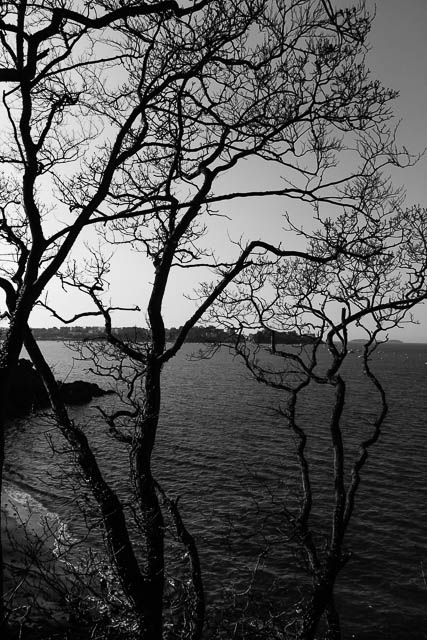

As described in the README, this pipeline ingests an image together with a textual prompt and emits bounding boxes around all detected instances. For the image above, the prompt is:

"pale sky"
[8,1,427,342]
[366,0,427,341]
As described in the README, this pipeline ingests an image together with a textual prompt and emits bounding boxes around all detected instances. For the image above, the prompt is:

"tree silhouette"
[0,1,424,637]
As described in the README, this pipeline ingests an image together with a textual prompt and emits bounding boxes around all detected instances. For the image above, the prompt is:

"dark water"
[3,342,427,638]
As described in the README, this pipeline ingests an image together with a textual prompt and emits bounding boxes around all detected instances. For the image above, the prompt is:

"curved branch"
[37,300,140,325]
[162,240,354,364]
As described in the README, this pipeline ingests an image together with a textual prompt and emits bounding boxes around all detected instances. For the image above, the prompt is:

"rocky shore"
[6,358,114,418]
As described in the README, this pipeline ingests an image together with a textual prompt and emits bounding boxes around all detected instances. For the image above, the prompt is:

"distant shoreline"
[348,338,404,344]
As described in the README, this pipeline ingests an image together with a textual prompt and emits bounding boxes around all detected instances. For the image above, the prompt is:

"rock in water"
[59,380,112,405]
[6,358,112,417]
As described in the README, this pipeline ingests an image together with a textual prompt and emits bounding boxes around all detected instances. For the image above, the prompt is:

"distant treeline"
[252,328,316,345]
[0,325,236,343]
[0,325,316,344]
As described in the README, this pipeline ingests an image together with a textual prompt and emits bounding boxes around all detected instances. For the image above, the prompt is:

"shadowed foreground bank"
[1,505,75,638]
[1,484,117,639]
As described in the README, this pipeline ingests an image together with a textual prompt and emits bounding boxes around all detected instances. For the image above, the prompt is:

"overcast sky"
[23,2,427,341]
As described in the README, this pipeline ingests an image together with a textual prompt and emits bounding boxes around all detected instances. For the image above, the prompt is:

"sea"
[2,341,427,639]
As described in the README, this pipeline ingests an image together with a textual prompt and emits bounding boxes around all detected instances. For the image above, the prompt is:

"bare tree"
[0,1,422,637]
[0,3,215,628]
[205,205,427,638]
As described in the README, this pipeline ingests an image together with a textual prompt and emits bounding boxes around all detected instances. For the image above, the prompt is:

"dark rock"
[58,380,113,405]
[6,358,112,418]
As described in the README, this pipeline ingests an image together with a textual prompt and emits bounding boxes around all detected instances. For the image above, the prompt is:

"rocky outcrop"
[6,358,113,417]
[59,379,111,405]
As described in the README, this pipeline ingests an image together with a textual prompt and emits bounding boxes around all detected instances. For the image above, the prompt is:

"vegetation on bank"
[0,325,235,343]
[0,325,316,345]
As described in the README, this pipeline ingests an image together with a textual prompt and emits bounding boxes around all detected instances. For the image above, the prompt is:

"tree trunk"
[134,469,165,638]
[24,332,160,637]
[131,355,165,639]
[323,596,341,640]
[298,573,340,640]
[0,304,35,623]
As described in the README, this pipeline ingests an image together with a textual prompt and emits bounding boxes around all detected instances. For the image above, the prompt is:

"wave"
[1,478,78,560]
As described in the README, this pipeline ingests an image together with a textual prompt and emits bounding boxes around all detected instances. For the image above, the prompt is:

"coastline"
[1,485,71,630]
